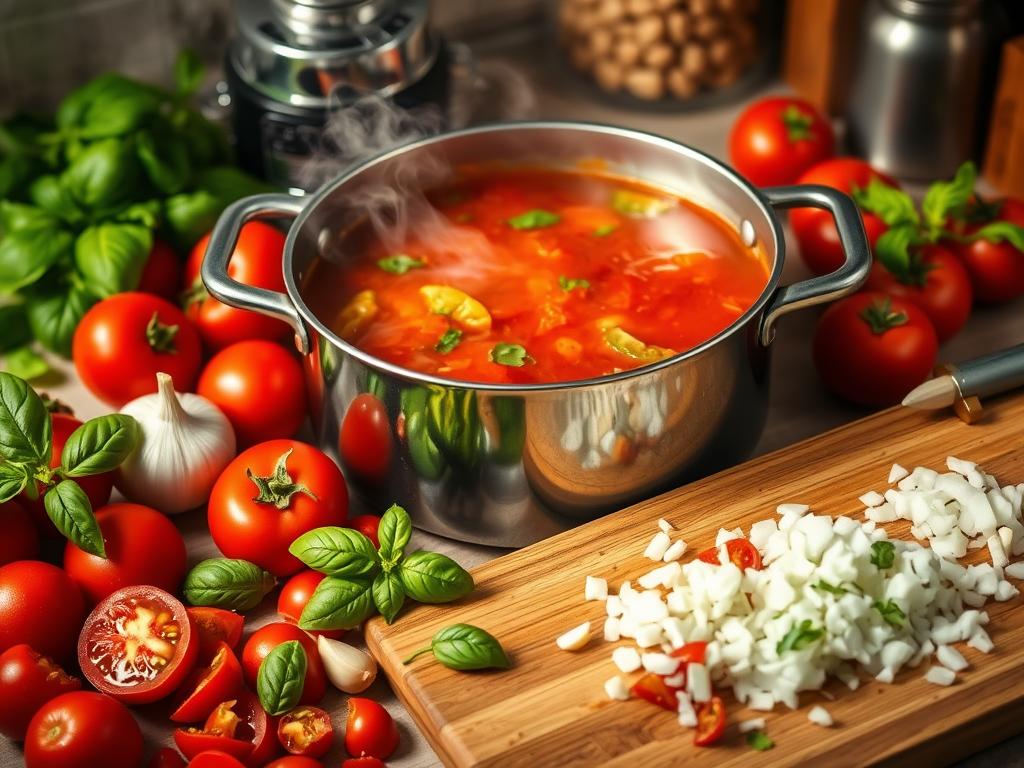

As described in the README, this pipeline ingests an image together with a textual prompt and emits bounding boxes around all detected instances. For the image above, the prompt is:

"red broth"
[303,168,770,385]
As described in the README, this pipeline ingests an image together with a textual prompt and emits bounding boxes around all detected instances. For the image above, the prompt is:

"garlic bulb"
[118,372,236,514]
[317,635,377,693]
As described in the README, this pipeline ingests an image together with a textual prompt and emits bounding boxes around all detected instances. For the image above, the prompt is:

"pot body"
[202,122,871,547]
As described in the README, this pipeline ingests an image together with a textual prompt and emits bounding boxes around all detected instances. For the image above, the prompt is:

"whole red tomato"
[278,570,345,640]
[241,622,327,705]
[187,607,245,663]
[953,197,1024,304]
[339,393,392,483]
[345,698,399,760]
[209,439,348,576]
[348,514,382,549]
[728,97,835,187]
[813,292,938,406]
[790,157,897,275]
[0,644,81,740]
[0,560,85,661]
[147,748,187,768]
[187,752,248,768]
[185,222,290,350]
[197,340,307,447]
[24,691,143,768]
[268,758,326,768]
[138,239,182,301]
[73,292,202,407]
[865,243,973,342]
[0,500,38,565]
[342,759,386,768]
[63,502,187,604]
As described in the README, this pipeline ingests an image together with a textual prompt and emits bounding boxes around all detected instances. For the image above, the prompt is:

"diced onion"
[739,718,766,733]
[604,676,630,701]
[612,647,642,673]
[585,576,608,601]
[807,706,833,727]
[925,666,956,686]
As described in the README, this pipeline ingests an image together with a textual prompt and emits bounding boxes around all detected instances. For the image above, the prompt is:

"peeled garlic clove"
[317,635,377,693]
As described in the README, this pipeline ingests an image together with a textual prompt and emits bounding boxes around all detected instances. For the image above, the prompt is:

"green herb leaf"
[593,224,617,237]
[29,175,85,224]
[377,254,425,275]
[70,76,165,140]
[298,576,376,631]
[970,221,1024,251]
[377,503,412,567]
[61,414,139,477]
[559,276,590,292]
[922,162,976,235]
[747,731,775,751]
[853,180,920,228]
[398,550,474,604]
[45,479,105,557]
[0,462,30,503]
[372,571,406,624]
[776,619,824,655]
[164,189,224,250]
[62,138,142,209]
[489,343,532,367]
[0,225,73,293]
[0,371,52,464]
[182,558,277,611]
[257,640,307,716]
[27,283,97,357]
[288,525,380,578]
[812,580,848,595]
[873,599,906,627]
[0,202,58,233]
[408,624,509,671]
[74,223,153,298]
[435,328,462,354]
[507,210,560,230]
[174,49,205,97]
[0,305,33,354]
[870,540,896,569]
[194,166,275,201]
[137,126,192,195]
[4,346,49,381]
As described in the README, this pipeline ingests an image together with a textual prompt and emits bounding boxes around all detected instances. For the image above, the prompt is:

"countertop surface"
[4,27,1024,768]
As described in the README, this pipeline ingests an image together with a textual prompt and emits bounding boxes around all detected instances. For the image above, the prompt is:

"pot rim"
[282,120,786,392]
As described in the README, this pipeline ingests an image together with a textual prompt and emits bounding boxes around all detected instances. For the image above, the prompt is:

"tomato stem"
[402,646,433,665]
[781,104,814,142]
[180,276,209,310]
[145,312,180,354]
[247,449,318,510]
[859,297,908,335]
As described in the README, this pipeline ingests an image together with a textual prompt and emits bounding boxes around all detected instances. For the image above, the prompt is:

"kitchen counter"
[4,25,1024,768]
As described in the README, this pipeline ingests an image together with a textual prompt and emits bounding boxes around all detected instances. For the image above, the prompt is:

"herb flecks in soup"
[304,168,770,384]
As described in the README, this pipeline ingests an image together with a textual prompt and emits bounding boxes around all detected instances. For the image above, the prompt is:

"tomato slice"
[697,539,763,570]
[77,585,198,704]
[187,607,245,662]
[669,641,707,665]
[629,673,679,711]
[174,691,266,761]
[278,705,334,758]
[694,696,726,747]
[170,642,244,723]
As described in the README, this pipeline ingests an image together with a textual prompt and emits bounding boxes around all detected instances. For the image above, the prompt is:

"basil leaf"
[61,414,139,477]
[257,640,307,716]
[63,75,164,139]
[430,624,509,670]
[113,200,162,228]
[62,138,142,209]
[4,346,49,381]
[747,731,774,751]
[435,328,462,354]
[29,175,84,224]
[183,558,277,611]
[0,305,32,354]
[873,599,906,627]
[377,503,412,566]
[45,479,105,557]
[873,223,919,278]
[164,189,224,250]
[507,209,560,230]
[0,226,72,292]
[971,221,1024,251]
[559,276,590,292]
[372,571,405,624]
[137,126,192,195]
[377,254,424,274]
[174,111,230,169]
[175,49,204,97]
[775,619,824,655]
[489,343,531,368]
[398,550,474,604]
[194,166,274,201]
[288,526,380,578]
[0,462,30,503]
[922,162,976,234]
[0,154,38,201]
[74,223,153,297]
[0,202,58,233]
[27,283,97,357]
[853,180,919,227]
[298,576,375,631]
[0,371,51,463]
[870,540,895,569]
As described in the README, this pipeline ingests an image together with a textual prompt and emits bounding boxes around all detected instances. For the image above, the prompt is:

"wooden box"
[984,36,1024,198]
[782,0,865,116]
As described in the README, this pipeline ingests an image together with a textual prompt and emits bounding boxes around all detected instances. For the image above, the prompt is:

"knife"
[903,343,1024,412]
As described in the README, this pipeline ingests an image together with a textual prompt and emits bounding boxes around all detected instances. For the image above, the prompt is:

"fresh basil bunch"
[0,51,273,375]
[289,503,474,628]
[0,372,139,556]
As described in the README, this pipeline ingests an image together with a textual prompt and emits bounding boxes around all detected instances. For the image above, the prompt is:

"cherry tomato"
[669,641,707,665]
[138,239,182,301]
[339,393,392,482]
[0,644,81,740]
[790,158,898,275]
[342,759,386,768]
[0,560,85,662]
[697,539,763,570]
[187,607,246,663]
[278,570,345,640]
[344,698,399,760]
[693,696,726,747]
[187,752,248,768]
[952,197,1024,304]
[0,500,38,565]
[630,673,679,711]
[241,623,327,705]
[147,748,186,768]
[197,341,307,447]
[184,222,290,350]
[268,758,326,768]
[348,514,382,549]
[728,97,835,187]
[78,585,198,704]
[73,292,202,407]
[277,706,333,758]
[813,292,938,406]
[865,243,972,342]
[209,440,349,577]
[24,691,143,768]
[170,642,244,723]
[63,502,187,604]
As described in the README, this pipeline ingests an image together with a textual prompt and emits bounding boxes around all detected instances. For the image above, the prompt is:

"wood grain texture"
[367,393,1024,768]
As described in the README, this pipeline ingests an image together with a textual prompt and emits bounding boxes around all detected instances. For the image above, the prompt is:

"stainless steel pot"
[202,122,870,547]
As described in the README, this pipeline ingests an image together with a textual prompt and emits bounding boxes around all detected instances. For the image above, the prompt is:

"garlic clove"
[317,634,377,693]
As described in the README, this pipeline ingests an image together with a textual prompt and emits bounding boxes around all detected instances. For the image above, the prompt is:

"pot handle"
[758,184,871,346]
[200,193,311,354]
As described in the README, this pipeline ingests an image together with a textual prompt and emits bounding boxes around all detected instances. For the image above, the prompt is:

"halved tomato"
[174,691,267,761]
[187,607,245,663]
[697,539,762,570]
[171,642,244,723]
[629,673,679,711]
[77,585,198,704]
[694,696,726,746]
[277,706,333,758]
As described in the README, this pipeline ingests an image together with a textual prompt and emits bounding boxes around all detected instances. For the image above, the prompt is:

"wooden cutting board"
[366,393,1024,768]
